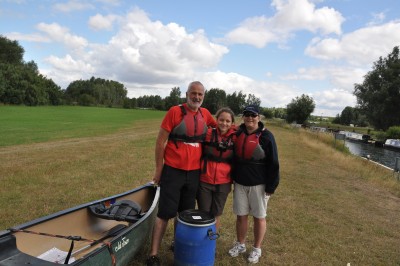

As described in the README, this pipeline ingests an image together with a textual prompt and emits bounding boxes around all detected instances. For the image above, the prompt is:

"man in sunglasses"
[228,105,280,264]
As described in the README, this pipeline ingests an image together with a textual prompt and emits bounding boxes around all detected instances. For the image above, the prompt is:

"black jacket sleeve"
[262,130,280,194]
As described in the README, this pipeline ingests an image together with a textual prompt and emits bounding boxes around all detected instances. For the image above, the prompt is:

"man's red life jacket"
[168,105,208,143]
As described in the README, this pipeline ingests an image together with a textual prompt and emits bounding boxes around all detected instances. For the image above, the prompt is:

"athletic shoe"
[228,241,246,257]
[146,255,160,266]
[247,247,262,264]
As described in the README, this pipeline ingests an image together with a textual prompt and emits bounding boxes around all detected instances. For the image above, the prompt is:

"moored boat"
[339,131,371,143]
[0,183,159,266]
[383,139,400,151]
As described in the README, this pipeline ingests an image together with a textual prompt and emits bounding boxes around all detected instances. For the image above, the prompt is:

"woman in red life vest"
[228,105,279,264]
[197,107,236,230]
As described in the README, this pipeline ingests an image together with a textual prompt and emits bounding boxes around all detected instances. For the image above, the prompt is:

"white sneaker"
[247,247,262,264]
[228,241,246,257]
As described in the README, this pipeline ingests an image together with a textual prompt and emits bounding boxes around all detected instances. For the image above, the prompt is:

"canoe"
[0,183,159,266]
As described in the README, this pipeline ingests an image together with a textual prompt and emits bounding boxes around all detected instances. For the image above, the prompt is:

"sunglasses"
[243,112,258,118]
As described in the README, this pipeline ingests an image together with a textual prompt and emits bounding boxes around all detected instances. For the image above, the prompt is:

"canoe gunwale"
[4,182,157,233]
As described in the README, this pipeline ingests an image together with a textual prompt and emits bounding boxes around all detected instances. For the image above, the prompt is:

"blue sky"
[1,0,400,116]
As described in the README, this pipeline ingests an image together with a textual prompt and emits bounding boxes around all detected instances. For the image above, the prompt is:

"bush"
[386,126,400,139]
[78,94,95,106]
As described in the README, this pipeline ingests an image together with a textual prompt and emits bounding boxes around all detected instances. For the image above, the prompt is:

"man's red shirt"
[161,104,216,170]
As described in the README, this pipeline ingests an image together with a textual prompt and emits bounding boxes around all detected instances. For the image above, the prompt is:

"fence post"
[394,157,400,181]
[334,133,345,149]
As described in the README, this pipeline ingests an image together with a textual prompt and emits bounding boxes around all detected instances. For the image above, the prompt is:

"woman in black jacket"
[228,105,280,264]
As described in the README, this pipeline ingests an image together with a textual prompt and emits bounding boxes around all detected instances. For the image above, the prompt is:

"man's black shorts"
[158,164,200,219]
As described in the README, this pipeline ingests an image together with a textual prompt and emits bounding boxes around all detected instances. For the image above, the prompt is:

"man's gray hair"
[187,81,205,92]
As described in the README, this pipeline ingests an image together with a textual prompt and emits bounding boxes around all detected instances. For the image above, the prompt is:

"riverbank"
[1,112,399,265]
[344,139,400,170]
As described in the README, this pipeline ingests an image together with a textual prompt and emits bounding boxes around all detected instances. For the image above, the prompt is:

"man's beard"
[187,98,203,109]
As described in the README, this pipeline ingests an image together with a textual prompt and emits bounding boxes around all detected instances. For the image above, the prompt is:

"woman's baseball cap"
[243,105,259,115]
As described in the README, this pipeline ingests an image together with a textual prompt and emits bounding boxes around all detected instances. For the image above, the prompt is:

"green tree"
[136,95,163,109]
[352,108,369,127]
[386,126,400,139]
[0,35,24,64]
[0,36,64,105]
[262,107,274,119]
[123,97,137,109]
[64,77,127,107]
[164,87,181,110]
[340,106,354,125]
[354,46,400,130]
[246,93,261,107]
[202,88,227,114]
[227,91,246,115]
[286,94,315,124]
[332,114,341,124]
[270,107,286,119]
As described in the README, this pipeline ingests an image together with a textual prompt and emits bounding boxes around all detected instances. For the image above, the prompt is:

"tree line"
[124,87,263,116]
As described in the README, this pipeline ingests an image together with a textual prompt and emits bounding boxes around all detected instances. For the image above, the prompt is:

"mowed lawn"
[1,106,399,265]
[0,105,165,146]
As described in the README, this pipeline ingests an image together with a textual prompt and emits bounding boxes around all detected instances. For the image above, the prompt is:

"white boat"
[338,131,370,143]
[383,139,400,150]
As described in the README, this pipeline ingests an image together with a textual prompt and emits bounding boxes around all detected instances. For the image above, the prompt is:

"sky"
[1,0,400,117]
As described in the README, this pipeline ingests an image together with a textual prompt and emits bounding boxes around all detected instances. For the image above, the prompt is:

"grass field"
[0,105,165,146]
[1,106,399,265]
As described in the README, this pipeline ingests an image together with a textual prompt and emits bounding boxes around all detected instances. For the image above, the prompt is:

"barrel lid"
[178,209,215,225]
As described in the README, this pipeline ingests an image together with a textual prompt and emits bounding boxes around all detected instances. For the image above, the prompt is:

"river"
[344,140,400,169]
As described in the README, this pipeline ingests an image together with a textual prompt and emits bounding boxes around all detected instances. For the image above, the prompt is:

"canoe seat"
[88,200,142,223]
[0,234,18,261]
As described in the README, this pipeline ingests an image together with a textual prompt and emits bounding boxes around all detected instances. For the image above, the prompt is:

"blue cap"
[243,105,259,115]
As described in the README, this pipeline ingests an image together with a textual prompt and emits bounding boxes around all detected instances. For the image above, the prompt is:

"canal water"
[344,140,400,169]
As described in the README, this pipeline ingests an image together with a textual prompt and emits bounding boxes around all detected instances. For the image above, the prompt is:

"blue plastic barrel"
[174,209,219,266]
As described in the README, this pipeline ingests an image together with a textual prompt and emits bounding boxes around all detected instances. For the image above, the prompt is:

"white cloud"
[305,21,400,66]
[90,8,227,83]
[4,0,26,3]
[281,64,365,116]
[312,89,357,116]
[367,12,386,26]
[36,22,88,51]
[45,54,95,73]
[95,0,121,6]
[53,0,94,12]
[282,66,366,92]
[223,17,281,48]
[5,32,50,42]
[270,0,343,34]
[41,55,95,87]
[223,0,344,48]
[88,13,119,31]
[199,71,300,108]
[38,8,228,91]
